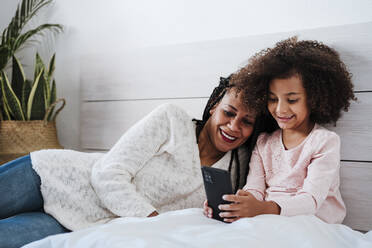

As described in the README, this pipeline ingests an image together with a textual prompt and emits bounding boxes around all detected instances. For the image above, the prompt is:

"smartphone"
[201,166,233,222]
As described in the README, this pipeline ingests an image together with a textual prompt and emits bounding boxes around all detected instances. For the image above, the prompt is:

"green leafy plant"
[1,53,59,121]
[0,0,62,71]
[0,0,63,121]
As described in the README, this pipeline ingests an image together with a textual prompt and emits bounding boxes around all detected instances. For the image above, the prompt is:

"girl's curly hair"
[231,37,357,125]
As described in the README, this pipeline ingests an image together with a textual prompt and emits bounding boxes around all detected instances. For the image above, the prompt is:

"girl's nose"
[276,100,288,114]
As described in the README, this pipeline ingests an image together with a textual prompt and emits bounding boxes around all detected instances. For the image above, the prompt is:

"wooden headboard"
[79,22,372,232]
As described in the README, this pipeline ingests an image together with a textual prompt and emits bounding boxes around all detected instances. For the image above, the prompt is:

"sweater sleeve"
[242,137,266,201]
[273,133,341,217]
[91,104,174,218]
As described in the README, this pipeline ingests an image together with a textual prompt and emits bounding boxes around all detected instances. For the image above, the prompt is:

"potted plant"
[0,0,63,164]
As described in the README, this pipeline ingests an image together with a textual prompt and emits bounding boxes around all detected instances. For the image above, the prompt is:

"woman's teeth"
[221,130,237,141]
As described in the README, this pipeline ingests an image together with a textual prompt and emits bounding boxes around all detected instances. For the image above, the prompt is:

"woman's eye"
[242,119,253,126]
[223,110,235,117]
[288,99,299,104]
[268,98,278,102]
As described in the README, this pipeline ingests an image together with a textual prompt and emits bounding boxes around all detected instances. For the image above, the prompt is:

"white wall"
[1,0,372,150]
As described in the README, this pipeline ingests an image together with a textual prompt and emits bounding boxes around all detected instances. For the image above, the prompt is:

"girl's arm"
[219,139,276,221]
[271,133,341,217]
[242,143,267,200]
[91,104,175,218]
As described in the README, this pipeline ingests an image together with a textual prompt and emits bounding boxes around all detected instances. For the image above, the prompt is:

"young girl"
[204,37,356,224]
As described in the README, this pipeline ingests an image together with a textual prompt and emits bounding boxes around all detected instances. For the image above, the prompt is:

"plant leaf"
[2,0,53,46]
[0,0,62,71]
[11,55,26,101]
[12,24,63,52]
[47,53,56,82]
[0,70,25,120]
[47,79,56,121]
[1,97,11,120]
[22,79,32,115]
[0,46,11,70]
[0,76,10,120]
[34,52,45,82]
[27,68,45,120]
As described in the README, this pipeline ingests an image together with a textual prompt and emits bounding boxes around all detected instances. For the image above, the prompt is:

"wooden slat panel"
[327,92,372,162]
[80,98,207,150]
[81,92,372,161]
[81,22,372,101]
[340,161,372,231]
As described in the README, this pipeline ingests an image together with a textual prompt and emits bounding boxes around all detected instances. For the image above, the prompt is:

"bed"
[24,22,372,247]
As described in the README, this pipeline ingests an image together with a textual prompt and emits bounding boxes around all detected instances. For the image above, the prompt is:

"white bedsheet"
[24,208,372,248]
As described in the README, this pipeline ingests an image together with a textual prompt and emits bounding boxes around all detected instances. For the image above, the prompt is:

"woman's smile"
[220,129,237,143]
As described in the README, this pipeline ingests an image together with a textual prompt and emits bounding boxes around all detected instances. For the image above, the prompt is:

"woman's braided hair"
[193,76,276,192]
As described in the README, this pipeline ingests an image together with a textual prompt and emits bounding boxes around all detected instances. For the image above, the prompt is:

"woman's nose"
[228,118,240,132]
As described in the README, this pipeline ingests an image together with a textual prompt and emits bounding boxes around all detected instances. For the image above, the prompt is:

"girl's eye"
[268,98,278,102]
[223,110,235,117]
[288,99,299,104]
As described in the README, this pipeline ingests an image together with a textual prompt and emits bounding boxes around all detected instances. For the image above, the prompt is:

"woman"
[0,76,275,248]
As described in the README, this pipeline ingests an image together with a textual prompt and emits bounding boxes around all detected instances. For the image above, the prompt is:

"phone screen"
[201,166,233,222]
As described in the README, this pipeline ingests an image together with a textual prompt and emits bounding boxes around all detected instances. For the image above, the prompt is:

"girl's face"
[268,75,313,133]
[206,90,256,153]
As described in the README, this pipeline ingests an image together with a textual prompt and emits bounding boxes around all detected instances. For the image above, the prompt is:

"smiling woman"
[0,74,276,248]
[198,88,257,166]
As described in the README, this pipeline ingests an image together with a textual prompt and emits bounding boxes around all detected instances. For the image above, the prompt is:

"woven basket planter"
[0,99,65,165]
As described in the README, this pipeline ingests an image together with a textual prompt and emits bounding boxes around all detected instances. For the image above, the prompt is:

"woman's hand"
[203,200,213,218]
[148,211,159,217]
[218,190,280,223]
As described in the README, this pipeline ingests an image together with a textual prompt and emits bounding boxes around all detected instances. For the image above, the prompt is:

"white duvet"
[24,208,372,248]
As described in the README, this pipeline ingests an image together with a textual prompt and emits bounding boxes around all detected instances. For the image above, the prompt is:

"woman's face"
[205,90,256,153]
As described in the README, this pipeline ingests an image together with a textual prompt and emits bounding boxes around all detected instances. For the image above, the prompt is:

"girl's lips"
[277,115,294,122]
[220,129,237,143]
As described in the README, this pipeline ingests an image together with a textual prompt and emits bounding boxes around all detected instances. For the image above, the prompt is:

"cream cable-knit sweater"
[31,104,242,231]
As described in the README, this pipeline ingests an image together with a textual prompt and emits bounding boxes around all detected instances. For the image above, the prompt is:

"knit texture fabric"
[31,104,234,230]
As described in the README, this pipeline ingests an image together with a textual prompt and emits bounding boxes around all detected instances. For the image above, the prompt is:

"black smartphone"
[201,166,233,222]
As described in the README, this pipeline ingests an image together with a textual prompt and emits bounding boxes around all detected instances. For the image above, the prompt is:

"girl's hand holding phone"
[218,190,281,223]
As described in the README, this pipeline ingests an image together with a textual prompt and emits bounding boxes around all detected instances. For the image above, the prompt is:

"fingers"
[223,190,254,203]
[222,194,239,203]
[222,194,247,203]
[218,203,241,211]
[218,204,241,220]
[203,200,213,218]
[223,216,240,223]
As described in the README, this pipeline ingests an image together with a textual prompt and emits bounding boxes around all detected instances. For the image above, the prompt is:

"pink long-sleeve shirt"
[243,124,346,224]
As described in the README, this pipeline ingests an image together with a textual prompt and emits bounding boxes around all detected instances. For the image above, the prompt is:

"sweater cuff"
[272,195,316,217]
[242,188,264,201]
[135,204,157,218]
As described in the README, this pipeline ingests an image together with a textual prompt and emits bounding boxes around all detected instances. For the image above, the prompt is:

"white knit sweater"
[31,104,236,231]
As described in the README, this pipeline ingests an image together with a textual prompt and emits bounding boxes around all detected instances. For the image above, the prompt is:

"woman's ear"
[209,105,217,115]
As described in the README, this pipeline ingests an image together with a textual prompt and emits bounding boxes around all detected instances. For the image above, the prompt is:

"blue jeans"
[0,155,69,248]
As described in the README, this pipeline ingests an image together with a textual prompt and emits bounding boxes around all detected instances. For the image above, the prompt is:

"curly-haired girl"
[204,37,356,224]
